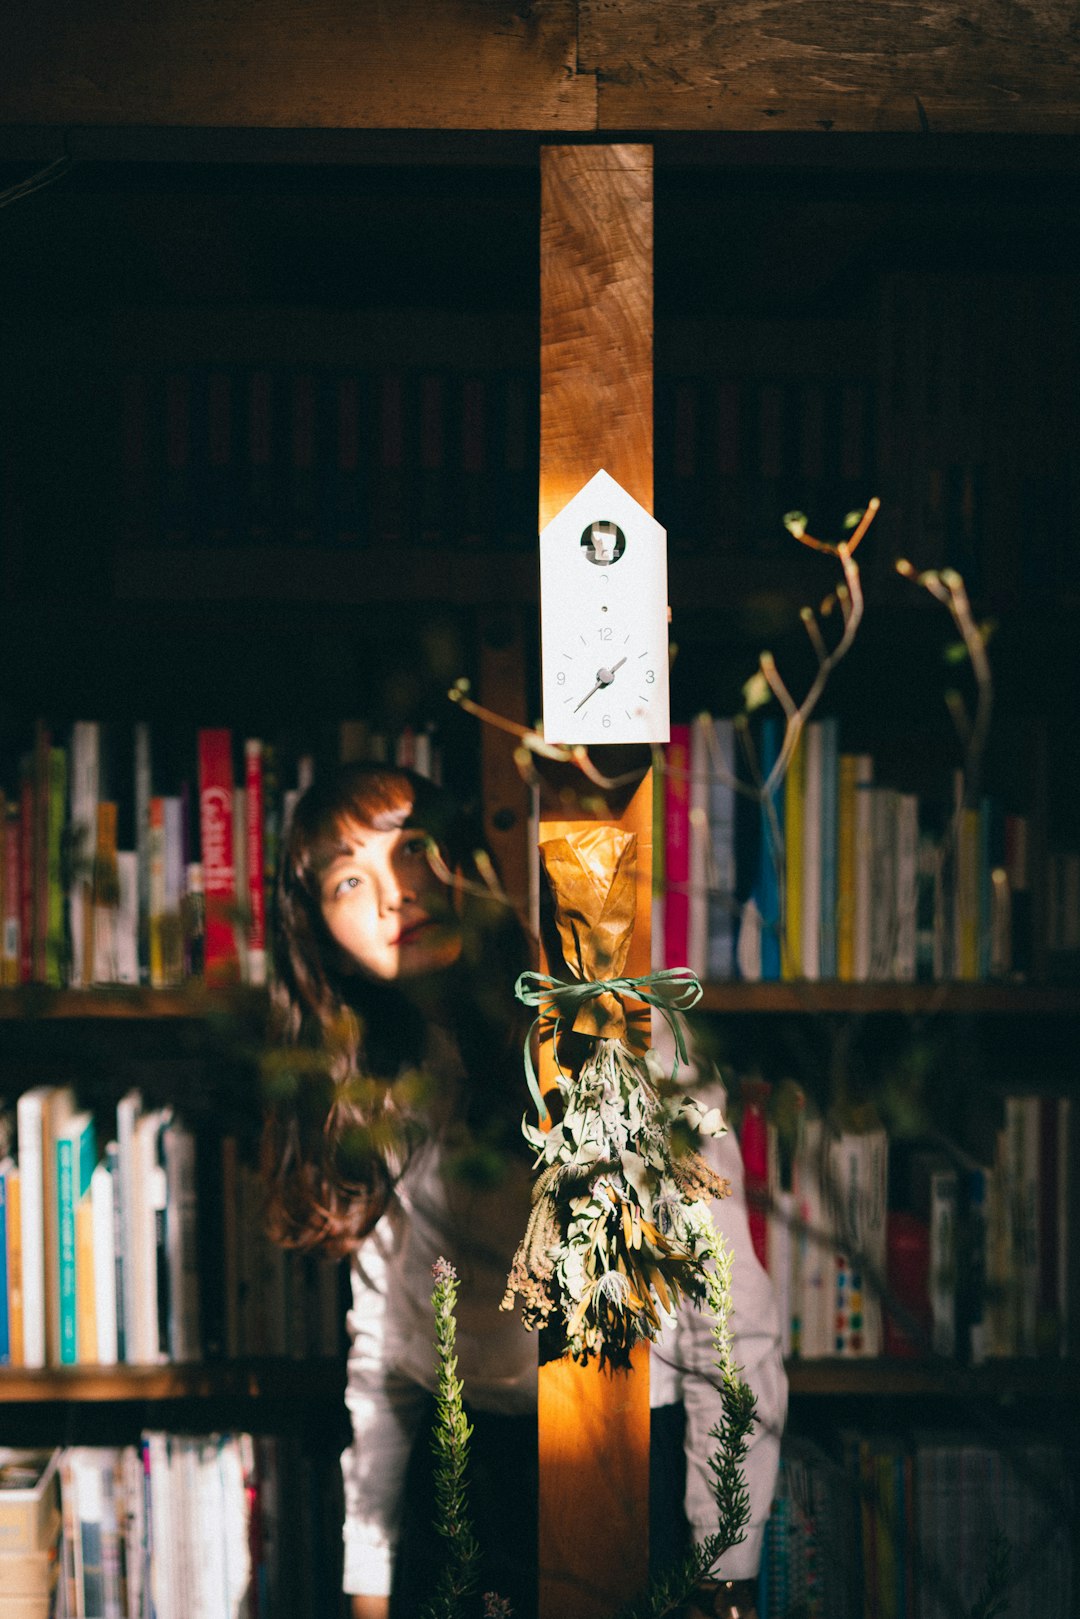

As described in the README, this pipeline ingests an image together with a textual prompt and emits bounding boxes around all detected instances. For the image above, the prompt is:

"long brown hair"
[262,763,532,1255]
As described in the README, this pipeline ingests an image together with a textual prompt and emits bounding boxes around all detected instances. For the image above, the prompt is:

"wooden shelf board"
[1,1356,1076,1403]
[697,982,1080,1015]
[787,1358,1080,1397]
[2,982,1077,1021]
[0,1358,345,1404]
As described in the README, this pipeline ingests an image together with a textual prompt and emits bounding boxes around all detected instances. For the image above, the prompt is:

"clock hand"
[573,657,628,713]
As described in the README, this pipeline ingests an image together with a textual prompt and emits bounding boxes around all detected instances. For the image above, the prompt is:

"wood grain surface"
[537,142,654,1619]
[2,1,1078,134]
[539,144,654,529]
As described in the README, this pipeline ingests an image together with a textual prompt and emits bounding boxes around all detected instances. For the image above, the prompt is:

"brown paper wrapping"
[539,825,638,1041]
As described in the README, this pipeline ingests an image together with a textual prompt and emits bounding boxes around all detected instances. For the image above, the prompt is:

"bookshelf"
[1,134,1079,1619]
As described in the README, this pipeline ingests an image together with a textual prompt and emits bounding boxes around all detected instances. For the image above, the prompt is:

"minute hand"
[572,656,627,713]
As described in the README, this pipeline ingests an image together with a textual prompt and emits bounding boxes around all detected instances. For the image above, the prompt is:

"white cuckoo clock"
[539,470,670,746]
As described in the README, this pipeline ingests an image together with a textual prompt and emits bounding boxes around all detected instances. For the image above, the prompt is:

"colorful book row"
[0,719,441,992]
[0,1085,342,1371]
[738,1081,1077,1365]
[0,1437,282,1619]
[659,714,1044,985]
[757,1431,1073,1619]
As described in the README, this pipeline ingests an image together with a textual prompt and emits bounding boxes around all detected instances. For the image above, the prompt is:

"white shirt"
[341,1030,787,1597]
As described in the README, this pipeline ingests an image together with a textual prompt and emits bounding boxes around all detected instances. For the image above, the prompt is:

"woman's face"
[317,820,464,982]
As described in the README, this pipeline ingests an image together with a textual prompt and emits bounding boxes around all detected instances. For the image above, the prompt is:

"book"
[6,1158,24,1366]
[894,792,920,982]
[91,803,120,986]
[67,722,101,990]
[0,1450,61,1558]
[162,1116,200,1364]
[817,716,840,980]
[244,740,267,988]
[801,721,824,981]
[850,756,874,981]
[55,1111,97,1366]
[197,730,239,986]
[90,1157,118,1368]
[783,727,805,979]
[704,716,738,981]
[755,714,783,982]
[42,743,65,987]
[662,724,691,971]
[0,1158,10,1364]
[738,1081,771,1272]
[2,801,20,985]
[17,1085,75,1369]
[75,1185,97,1366]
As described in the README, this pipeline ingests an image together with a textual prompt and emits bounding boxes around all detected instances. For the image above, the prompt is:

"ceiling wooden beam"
[1,2,1078,136]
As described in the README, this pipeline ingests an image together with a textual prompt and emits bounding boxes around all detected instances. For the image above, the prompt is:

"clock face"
[540,471,670,746]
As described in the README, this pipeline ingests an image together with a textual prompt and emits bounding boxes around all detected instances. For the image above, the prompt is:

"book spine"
[0,1170,9,1364]
[134,722,153,986]
[6,1165,23,1366]
[92,1157,119,1367]
[687,716,711,981]
[783,728,805,979]
[928,1168,958,1358]
[116,1092,141,1363]
[57,1137,78,1365]
[197,730,238,986]
[18,763,33,984]
[706,717,737,982]
[756,715,783,982]
[2,802,20,985]
[851,757,875,981]
[663,725,691,970]
[739,1084,771,1271]
[91,803,120,985]
[895,793,920,983]
[76,1189,97,1365]
[802,722,824,981]
[818,717,839,980]
[67,721,100,990]
[244,741,267,988]
[32,721,51,983]
[16,1092,46,1369]
[148,797,167,989]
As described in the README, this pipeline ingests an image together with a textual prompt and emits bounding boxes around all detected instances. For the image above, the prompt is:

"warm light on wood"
[538,142,655,1619]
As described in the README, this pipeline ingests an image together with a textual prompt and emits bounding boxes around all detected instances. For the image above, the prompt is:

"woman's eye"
[334,874,363,897]
[403,835,430,858]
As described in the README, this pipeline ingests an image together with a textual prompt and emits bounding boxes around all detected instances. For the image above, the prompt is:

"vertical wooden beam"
[538,142,654,1619]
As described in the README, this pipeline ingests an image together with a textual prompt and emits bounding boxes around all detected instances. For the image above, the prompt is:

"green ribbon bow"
[514,967,703,1123]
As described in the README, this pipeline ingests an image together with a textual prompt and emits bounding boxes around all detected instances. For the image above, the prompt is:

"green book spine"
[57,1137,77,1363]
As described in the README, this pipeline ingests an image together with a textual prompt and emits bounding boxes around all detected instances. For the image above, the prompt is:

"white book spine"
[115,1091,142,1363]
[115,852,140,986]
[687,716,711,981]
[15,1089,47,1369]
[163,1123,201,1363]
[91,1160,118,1367]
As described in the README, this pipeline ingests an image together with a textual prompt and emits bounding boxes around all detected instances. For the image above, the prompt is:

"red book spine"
[18,773,33,985]
[884,1210,931,1358]
[663,724,691,970]
[197,730,238,985]
[244,741,266,988]
[738,1086,770,1271]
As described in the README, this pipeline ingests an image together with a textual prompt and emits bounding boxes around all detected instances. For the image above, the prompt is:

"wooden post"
[538,142,654,1619]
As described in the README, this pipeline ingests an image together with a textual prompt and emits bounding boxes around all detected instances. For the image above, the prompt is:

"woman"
[263,763,784,1618]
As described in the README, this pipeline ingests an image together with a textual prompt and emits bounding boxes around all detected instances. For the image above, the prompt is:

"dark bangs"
[287,764,466,895]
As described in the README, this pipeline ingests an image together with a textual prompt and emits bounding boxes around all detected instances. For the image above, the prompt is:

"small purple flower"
[432,1256,458,1285]
[482,1595,513,1618]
